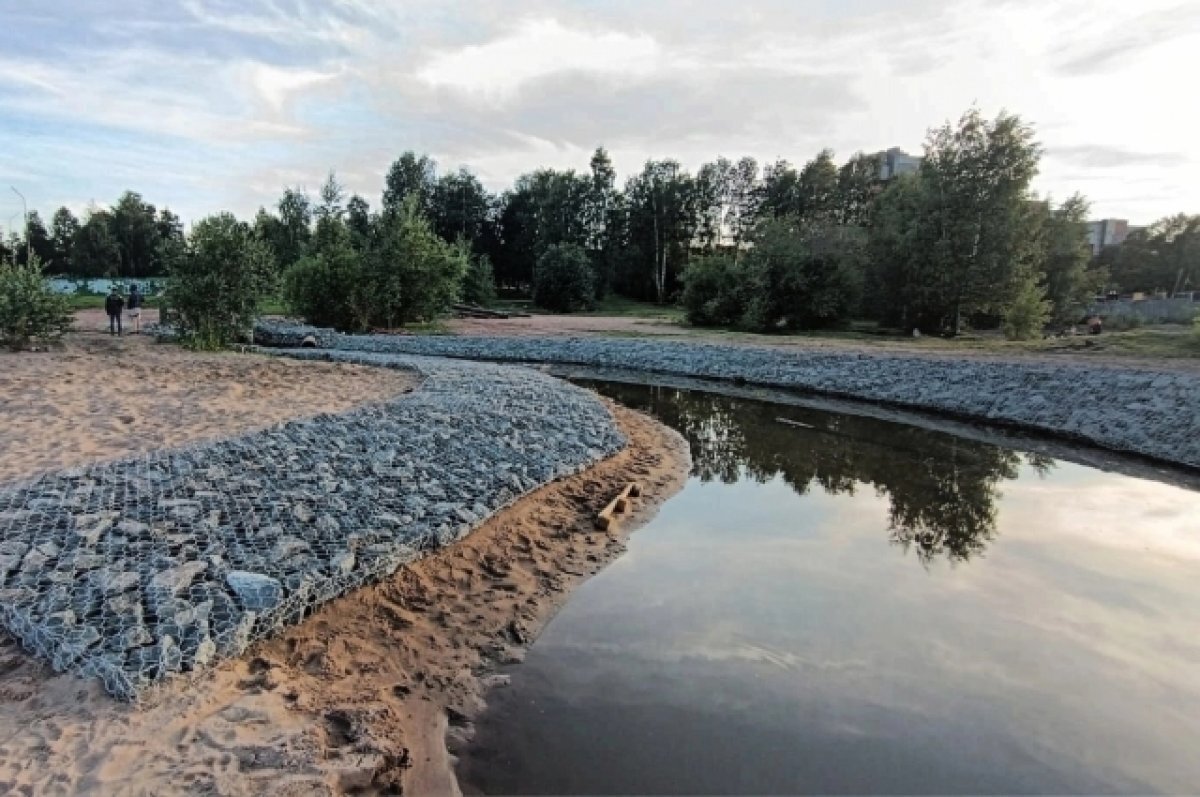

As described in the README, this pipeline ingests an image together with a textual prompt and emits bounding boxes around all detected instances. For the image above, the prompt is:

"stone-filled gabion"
[307,330,1200,470]
[253,319,337,349]
[0,355,624,700]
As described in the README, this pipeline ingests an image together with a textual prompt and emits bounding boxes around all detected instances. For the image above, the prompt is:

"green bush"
[365,202,468,328]
[283,227,368,331]
[682,255,743,326]
[1002,277,1052,340]
[0,257,73,349]
[533,243,595,313]
[740,219,865,331]
[166,213,275,350]
[459,247,497,306]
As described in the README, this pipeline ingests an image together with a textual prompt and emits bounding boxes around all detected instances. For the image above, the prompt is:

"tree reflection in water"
[582,381,1054,565]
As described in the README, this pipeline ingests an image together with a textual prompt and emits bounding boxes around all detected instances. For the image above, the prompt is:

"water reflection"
[580,381,1047,565]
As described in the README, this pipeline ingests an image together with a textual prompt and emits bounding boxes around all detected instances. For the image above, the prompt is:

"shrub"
[459,247,497,306]
[1002,277,1052,340]
[682,255,743,326]
[365,202,468,328]
[283,227,368,331]
[0,257,73,349]
[741,220,865,331]
[533,243,595,313]
[166,213,275,350]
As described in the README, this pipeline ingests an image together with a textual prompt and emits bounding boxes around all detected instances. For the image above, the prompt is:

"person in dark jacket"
[105,287,125,336]
[127,284,143,334]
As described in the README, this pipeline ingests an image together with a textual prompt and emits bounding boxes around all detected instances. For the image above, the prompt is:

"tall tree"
[910,109,1042,333]
[585,146,621,295]
[275,188,312,270]
[383,152,437,217]
[430,168,490,248]
[22,211,54,269]
[110,191,161,277]
[71,209,120,278]
[623,160,698,303]
[346,194,373,250]
[795,149,840,222]
[835,152,881,226]
[1038,194,1100,324]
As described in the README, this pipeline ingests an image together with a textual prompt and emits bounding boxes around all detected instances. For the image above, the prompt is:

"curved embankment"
[0,355,624,700]
[296,330,1200,471]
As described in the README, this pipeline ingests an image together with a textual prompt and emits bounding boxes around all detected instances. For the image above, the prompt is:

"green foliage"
[682,255,742,326]
[1111,214,1200,294]
[459,245,497,306]
[367,200,468,327]
[166,213,275,350]
[283,224,368,330]
[1039,194,1103,325]
[1002,276,1051,340]
[533,243,596,312]
[0,256,73,349]
[740,219,865,331]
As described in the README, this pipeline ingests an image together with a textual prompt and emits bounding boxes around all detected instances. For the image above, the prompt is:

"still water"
[457,382,1200,795]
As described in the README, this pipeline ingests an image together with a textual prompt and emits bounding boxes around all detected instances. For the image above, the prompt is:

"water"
[457,382,1200,795]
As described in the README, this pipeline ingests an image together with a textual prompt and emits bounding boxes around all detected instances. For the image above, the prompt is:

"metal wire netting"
[0,352,625,701]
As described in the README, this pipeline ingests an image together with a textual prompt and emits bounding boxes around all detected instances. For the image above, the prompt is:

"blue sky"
[1,0,1197,229]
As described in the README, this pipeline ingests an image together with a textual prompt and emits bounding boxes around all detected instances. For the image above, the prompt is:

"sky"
[1,0,1198,231]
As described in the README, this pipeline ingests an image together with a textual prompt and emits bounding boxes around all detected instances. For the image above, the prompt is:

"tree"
[0,255,72,349]
[533,242,595,312]
[1111,214,1200,294]
[681,254,742,326]
[346,194,373,250]
[1002,274,1051,340]
[835,152,881,226]
[431,168,490,249]
[584,146,621,296]
[71,209,120,278]
[283,217,367,330]
[111,191,161,278]
[275,188,312,271]
[154,208,185,276]
[458,243,497,306]
[758,159,800,219]
[383,152,437,217]
[623,160,697,303]
[1039,194,1101,325]
[740,218,865,330]
[795,149,839,222]
[167,213,275,349]
[22,211,54,269]
[365,198,468,327]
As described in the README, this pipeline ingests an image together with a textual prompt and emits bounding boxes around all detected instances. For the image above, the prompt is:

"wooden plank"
[595,482,642,531]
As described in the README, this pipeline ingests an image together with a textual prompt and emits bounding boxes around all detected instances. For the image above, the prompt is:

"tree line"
[5,105,1196,341]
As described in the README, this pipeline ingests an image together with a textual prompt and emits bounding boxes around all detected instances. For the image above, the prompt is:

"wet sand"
[0,335,690,795]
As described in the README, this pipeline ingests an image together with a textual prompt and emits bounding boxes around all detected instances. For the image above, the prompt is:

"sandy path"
[0,403,688,796]
[0,334,417,483]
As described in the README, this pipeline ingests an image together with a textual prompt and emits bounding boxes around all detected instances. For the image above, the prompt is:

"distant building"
[877,147,923,180]
[1086,219,1130,256]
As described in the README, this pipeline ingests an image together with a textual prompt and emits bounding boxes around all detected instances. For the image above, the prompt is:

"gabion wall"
[301,329,1200,471]
[0,354,624,700]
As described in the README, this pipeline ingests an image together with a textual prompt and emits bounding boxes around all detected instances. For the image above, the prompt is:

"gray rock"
[226,571,283,611]
[330,550,356,577]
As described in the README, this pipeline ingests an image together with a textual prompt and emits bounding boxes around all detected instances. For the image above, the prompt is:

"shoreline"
[0,400,690,795]
[287,329,1200,471]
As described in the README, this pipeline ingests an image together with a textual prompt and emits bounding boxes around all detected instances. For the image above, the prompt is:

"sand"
[0,333,417,483]
[0,334,690,795]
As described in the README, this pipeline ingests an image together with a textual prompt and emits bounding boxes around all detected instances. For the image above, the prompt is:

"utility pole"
[11,186,28,263]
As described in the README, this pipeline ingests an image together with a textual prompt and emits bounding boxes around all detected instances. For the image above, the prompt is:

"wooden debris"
[595,481,642,531]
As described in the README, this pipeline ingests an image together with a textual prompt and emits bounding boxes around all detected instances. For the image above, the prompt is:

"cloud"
[1055,2,1200,75]
[416,19,662,100]
[1048,145,1187,169]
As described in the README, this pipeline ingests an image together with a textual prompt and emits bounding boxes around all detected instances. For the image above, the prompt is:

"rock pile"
[304,330,1200,470]
[0,354,624,700]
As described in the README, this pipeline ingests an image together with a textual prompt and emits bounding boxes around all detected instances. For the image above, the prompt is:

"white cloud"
[416,18,662,100]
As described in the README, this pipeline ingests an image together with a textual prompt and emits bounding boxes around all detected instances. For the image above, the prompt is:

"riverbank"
[0,401,688,794]
[293,330,1200,470]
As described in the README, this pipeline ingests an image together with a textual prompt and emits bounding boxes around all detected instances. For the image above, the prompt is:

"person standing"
[105,286,125,336]
[127,284,143,334]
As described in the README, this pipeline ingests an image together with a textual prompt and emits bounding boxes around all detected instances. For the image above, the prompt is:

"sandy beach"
[0,333,689,795]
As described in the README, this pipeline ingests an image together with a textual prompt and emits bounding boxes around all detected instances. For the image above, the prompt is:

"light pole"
[10,186,28,263]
